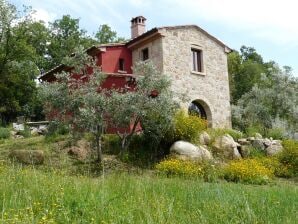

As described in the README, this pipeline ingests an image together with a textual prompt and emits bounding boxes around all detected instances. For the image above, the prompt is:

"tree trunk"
[95,125,103,164]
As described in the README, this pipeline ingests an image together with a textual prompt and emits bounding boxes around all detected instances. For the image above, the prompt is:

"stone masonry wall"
[132,27,232,128]
[131,37,163,72]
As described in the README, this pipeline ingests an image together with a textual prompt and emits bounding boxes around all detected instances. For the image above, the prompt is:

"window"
[191,48,202,72]
[119,58,125,71]
[141,48,149,61]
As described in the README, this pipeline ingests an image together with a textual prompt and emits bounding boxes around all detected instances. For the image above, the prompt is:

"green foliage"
[95,24,125,43]
[47,121,69,136]
[267,128,285,140]
[0,127,10,139]
[224,159,274,184]
[107,61,178,153]
[40,46,108,162]
[0,1,41,122]
[278,140,298,177]
[247,146,266,158]
[18,126,31,138]
[232,70,298,135]
[207,128,243,143]
[102,134,121,154]
[168,110,207,143]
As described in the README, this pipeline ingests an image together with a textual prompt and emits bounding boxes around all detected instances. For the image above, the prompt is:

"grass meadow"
[0,165,297,224]
[0,136,297,223]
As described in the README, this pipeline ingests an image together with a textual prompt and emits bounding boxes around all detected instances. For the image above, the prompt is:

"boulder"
[199,131,211,145]
[263,138,272,147]
[237,138,250,145]
[238,145,251,158]
[170,141,213,161]
[266,140,283,156]
[30,127,39,136]
[266,144,283,156]
[255,133,263,139]
[212,134,241,159]
[12,123,24,132]
[9,150,44,165]
[293,133,298,140]
[37,125,48,135]
[251,139,265,150]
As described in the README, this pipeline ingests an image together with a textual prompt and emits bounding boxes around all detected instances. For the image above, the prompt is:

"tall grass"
[0,165,297,224]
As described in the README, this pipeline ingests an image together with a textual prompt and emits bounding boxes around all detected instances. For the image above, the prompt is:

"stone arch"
[188,99,213,127]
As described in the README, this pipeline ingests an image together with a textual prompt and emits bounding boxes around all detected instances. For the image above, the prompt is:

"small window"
[141,48,149,61]
[119,58,125,71]
[191,48,203,72]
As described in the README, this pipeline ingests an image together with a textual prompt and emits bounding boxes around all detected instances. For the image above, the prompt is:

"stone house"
[40,16,232,128]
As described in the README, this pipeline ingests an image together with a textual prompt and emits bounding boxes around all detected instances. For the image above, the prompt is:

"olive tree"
[40,46,108,163]
[107,62,178,154]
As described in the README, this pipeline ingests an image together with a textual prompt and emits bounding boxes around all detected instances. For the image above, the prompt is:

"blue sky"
[11,0,298,76]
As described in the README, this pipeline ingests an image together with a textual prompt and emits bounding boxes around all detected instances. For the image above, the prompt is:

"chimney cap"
[130,16,146,23]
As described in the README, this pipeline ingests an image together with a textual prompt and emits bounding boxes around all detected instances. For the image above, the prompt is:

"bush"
[244,125,264,137]
[267,128,285,140]
[0,127,10,139]
[46,122,69,136]
[156,158,203,177]
[19,126,31,138]
[155,158,222,181]
[224,159,274,184]
[207,128,243,143]
[278,140,298,177]
[169,110,207,143]
[103,134,121,154]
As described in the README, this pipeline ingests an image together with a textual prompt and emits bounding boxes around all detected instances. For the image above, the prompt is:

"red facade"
[97,45,132,74]
[39,43,140,134]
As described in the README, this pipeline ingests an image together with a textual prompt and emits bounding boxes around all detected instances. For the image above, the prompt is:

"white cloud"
[32,8,56,23]
[168,0,298,46]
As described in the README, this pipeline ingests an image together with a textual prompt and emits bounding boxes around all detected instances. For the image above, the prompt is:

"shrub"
[224,159,274,184]
[170,110,207,143]
[102,134,121,154]
[155,158,203,177]
[267,128,285,140]
[244,125,264,137]
[19,126,31,138]
[207,128,243,143]
[278,140,298,177]
[0,127,10,139]
[46,122,69,136]
[155,158,222,181]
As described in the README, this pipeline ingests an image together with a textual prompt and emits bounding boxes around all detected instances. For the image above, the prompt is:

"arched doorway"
[188,99,212,127]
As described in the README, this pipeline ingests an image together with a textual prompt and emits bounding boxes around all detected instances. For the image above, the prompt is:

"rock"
[9,150,44,165]
[255,133,262,139]
[14,135,24,139]
[30,127,39,136]
[238,145,251,158]
[10,130,17,136]
[212,134,241,159]
[199,131,211,145]
[237,138,250,145]
[12,123,24,132]
[251,139,265,150]
[170,141,213,161]
[247,137,255,141]
[293,133,298,140]
[37,125,48,135]
[263,138,272,147]
[266,144,283,156]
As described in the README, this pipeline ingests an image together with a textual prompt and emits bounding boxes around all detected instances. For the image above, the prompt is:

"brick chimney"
[131,16,146,39]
